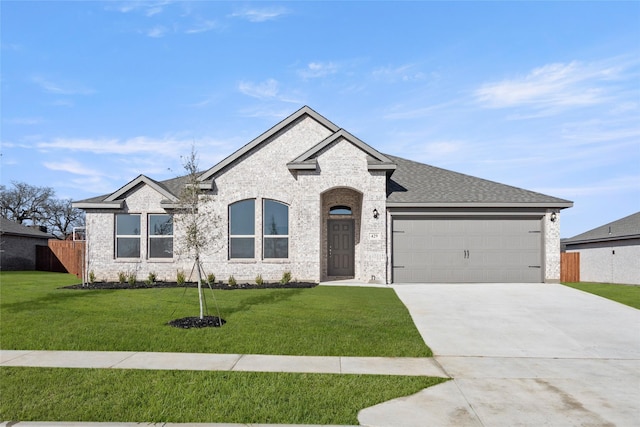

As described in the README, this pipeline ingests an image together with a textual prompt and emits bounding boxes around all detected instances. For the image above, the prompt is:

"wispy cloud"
[383,100,460,120]
[185,20,219,34]
[32,76,94,95]
[473,60,629,114]
[372,64,430,82]
[230,7,289,22]
[560,118,640,146]
[51,99,75,107]
[43,159,101,176]
[298,61,340,79]
[3,117,44,125]
[145,25,168,38]
[110,1,173,17]
[536,174,640,197]
[37,136,193,156]
[238,79,280,99]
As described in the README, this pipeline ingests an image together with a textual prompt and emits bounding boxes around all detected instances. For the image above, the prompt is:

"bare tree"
[0,181,54,225]
[46,198,85,239]
[0,182,84,239]
[174,147,222,319]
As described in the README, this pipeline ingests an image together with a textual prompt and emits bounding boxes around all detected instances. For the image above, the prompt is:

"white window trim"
[263,199,289,260]
[148,213,173,260]
[115,213,141,259]
[229,199,256,259]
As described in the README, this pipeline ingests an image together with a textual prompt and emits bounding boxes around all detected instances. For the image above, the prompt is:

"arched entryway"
[320,187,363,281]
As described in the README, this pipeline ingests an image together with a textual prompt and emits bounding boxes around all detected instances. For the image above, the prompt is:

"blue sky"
[1,1,638,238]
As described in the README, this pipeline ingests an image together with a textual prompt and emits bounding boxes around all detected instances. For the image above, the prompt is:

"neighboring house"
[0,217,54,271]
[73,106,572,284]
[563,212,640,285]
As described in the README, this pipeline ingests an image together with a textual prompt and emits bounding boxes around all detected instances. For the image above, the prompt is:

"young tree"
[175,147,222,320]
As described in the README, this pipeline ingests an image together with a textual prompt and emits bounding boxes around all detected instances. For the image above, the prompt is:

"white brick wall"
[86,116,388,283]
[85,185,193,282]
[83,114,562,285]
[544,210,561,283]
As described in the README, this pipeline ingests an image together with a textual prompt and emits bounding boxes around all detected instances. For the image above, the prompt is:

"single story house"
[74,106,572,284]
[0,217,54,271]
[563,211,640,285]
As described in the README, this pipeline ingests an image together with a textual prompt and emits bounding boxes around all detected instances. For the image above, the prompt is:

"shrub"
[280,271,292,284]
[206,273,216,286]
[127,272,137,286]
[176,270,186,286]
[147,272,157,283]
[255,274,264,286]
[228,275,237,287]
[88,270,96,284]
[117,271,127,284]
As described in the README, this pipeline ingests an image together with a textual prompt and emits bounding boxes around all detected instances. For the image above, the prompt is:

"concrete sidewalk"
[0,350,447,377]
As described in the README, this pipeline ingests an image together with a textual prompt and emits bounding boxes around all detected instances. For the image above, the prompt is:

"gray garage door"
[392,217,542,283]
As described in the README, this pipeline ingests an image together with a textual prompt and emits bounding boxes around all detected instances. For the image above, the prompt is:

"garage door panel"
[392,217,543,283]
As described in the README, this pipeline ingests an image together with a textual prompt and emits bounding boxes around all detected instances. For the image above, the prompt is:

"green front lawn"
[0,367,445,425]
[0,271,430,357]
[562,282,640,309]
[0,271,440,425]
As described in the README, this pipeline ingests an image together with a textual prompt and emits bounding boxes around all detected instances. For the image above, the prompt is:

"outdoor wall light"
[550,212,557,222]
[373,208,379,219]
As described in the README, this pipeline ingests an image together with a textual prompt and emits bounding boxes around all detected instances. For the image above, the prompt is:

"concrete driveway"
[359,283,640,427]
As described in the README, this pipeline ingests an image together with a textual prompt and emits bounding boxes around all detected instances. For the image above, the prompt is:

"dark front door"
[328,219,355,276]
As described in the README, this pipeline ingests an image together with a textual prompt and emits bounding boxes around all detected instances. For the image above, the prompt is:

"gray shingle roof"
[564,211,640,244]
[385,154,572,206]
[76,154,572,209]
[0,217,54,238]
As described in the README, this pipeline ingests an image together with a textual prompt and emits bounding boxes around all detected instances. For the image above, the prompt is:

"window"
[116,214,140,258]
[330,205,352,215]
[229,199,255,258]
[263,200,289,258]
[148,214,173,258]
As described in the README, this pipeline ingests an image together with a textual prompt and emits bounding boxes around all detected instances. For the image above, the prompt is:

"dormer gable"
[73,175,180,210]
[104,175,179,203]
[287,128,397,176]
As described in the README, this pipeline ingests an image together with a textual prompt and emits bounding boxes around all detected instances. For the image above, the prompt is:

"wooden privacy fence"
[36,240,85,278]
[560,252,580,283]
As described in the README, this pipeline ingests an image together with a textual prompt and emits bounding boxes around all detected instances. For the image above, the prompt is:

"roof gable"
[564,211,640,244]
[73,175,181,209]
[287,128,397,175]
[198,106,339,183]
[105,175,179,203]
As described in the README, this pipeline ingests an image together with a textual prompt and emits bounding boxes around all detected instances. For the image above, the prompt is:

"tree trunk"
[195,255,205,319]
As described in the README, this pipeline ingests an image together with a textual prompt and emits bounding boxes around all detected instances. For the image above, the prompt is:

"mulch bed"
[168,316,226,329]
[62,281,318,290]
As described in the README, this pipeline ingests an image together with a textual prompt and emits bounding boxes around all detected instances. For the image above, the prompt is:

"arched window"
[229,199,255,258]
[330,205,352,215]
[264,200,289,258]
